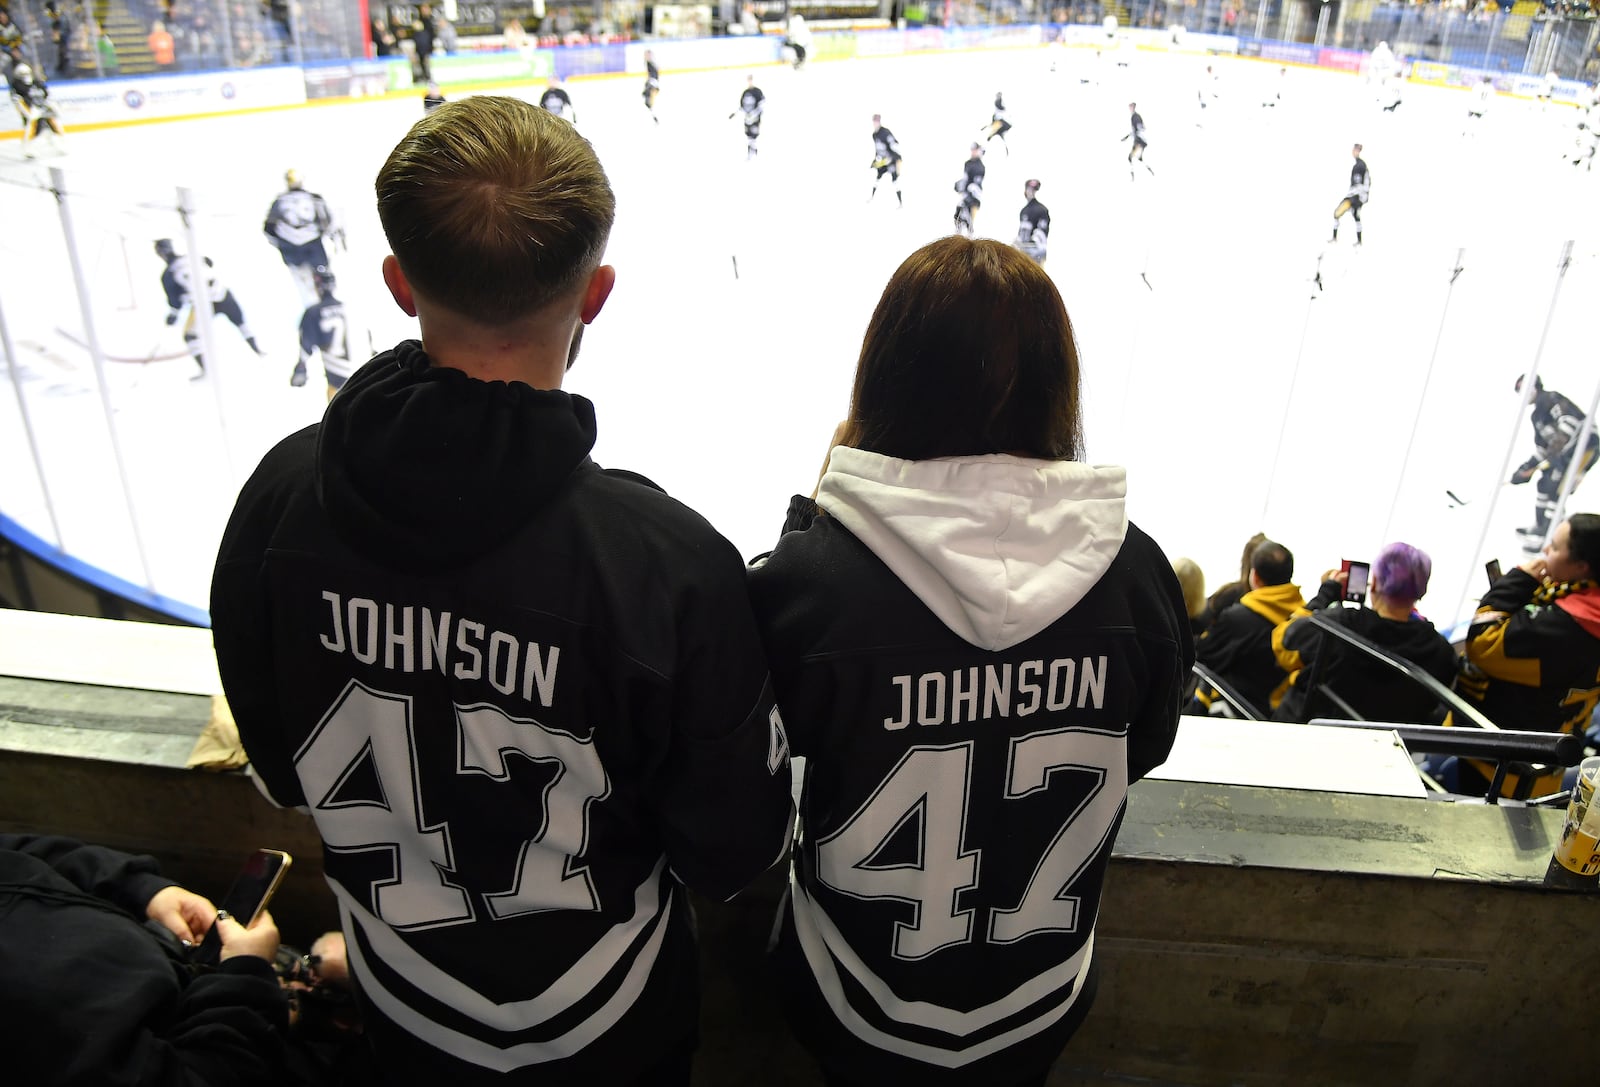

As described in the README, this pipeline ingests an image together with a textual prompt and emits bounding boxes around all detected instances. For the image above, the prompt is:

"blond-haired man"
[211,97,794,1085]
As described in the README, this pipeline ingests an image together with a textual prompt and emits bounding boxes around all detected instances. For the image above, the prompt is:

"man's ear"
[580,264,616,325]
[383,255,417,317]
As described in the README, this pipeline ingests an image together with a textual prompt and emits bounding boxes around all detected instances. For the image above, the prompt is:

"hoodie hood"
[816,446,1127,651]
[1556,583,1600,639]
[1238,581,1306,625]
[317,342,597,571]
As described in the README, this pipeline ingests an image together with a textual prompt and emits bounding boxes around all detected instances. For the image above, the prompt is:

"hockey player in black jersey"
[264,169,339,306]
[1015,178,1050,264]
[1511,375,1599,543]
[731,75,765,159]
[8,63,64,156]
[642,49,660,123]
[421,80,445,112]
[540,77,576,124]
[953,143,985,236]
[1125,102,1153,178]
[211,96,793,1087]
[869,114,903,206]
[292,266,356,399]
[154,238,264,379]
[1330,143,1370,246]
[981,91,1012,155]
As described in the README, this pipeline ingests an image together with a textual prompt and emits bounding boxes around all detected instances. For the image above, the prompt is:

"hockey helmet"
[1025,178,1042,197]
[284,168,303,189]
[312,265,337,297]
[153,238,176,262]
[13,63,32,83]
[1514,374,1543,394]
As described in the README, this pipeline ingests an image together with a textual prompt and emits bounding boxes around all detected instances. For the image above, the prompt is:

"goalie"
[9,64,64,157]
[868,114,902,207]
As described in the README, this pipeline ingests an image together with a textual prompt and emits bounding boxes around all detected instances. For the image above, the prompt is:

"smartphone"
[192,849,292,967]
[1485,559,1503,586]
[1340,559,1370,604]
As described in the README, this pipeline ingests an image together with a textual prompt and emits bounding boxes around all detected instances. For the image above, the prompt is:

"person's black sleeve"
[655,537,794,902]
[210,432,315,809]
[0,834,174,917]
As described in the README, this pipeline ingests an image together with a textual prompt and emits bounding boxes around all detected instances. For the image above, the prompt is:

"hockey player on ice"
[1125,102,1153,178]
[263,169,339,307]
[1014,179,1049,265]
[953,143,985,237]
[292,265,356,399]
[730,75,765,160]
[8,63,64,157]
[1536,70,1558,109]
[1464,75,1493,134]
[1329,143,1370,247]
[154,238,264,379]
[1572,96,1600,169]
[642,49,661,124]
[540,78,577,124]
[981,91,1012,155]
[1366,41,1396,86]
[1262,66,1287,109]
[1197,64,1220,118]
[868,114,903,206]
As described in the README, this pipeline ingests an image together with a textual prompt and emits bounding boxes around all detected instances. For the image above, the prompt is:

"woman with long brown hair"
[749,237,1193,1086]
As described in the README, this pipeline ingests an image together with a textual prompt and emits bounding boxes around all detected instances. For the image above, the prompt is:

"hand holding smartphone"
[192,849,291,967]
[1340,559,1370,604]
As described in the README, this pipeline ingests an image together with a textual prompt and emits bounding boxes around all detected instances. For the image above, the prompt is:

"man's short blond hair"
[376,96,615,325]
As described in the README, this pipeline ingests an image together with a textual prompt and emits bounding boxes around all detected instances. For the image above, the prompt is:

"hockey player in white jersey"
[155,237,265,378]
[1573,96,1600,169]
[1464,75,1493,134]
[263,169,339,306]
[540,77,577,124]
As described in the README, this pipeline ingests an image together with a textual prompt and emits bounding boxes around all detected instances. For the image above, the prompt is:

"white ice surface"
[0,46,1595,626]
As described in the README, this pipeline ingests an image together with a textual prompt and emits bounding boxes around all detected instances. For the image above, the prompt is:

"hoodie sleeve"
[0,834,174,917]
[1466,570,1547,688]
[210,431,317,810]
[1127,530,1194,783]
[653,536,794,902]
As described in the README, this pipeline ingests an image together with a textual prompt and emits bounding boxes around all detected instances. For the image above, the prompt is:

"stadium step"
[89,0,160,75]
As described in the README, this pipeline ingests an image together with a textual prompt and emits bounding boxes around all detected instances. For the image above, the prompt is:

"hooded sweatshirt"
[1455,569,1600,795]
[211,344,793,1085]
[747,446,1191,1086]
[1194,580,1305,714]
[1271,579,1457,724]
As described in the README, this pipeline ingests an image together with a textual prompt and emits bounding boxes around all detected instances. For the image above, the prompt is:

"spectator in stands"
[0,834,288,1085]
[148,20,175,67]
[410,5,434,82]
[1451,513,1600,797]
[1271,542,1457,724]
[1192,540,1304,715]
[1197,531,1268,631]
[210,96,792,1085]
[369,13,395,56]
[0,10,21,61]
[748,235,1190,1086]
[44,2,69,76]
[1172,556,1208,637]
[95,21,118,74]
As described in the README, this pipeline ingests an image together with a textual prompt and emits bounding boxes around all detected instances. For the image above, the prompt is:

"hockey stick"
[55,327,190,363]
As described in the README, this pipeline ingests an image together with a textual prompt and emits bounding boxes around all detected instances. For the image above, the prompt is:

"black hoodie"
[211,344,793,1084]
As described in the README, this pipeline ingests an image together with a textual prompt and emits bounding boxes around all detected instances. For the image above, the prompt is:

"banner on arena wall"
[1317,47,1365,72]
[46,67,306,126]
[424,49,553,85]
[624,34,778,72]
[304,59,398,99]
[1253,40,1319,65]
[554,43,627,78]
[855,28,906,55]
[811,31,859,62]
[1186,32,1239,54]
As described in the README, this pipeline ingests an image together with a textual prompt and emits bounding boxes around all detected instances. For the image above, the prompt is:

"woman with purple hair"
[1271,542,1457,724]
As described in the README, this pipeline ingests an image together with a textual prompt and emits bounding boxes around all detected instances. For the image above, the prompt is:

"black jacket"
[211,343,793,1083]
[0,835,287,1086]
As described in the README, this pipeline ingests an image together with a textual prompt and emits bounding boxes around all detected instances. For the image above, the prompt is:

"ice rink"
[1,41,1597,627]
